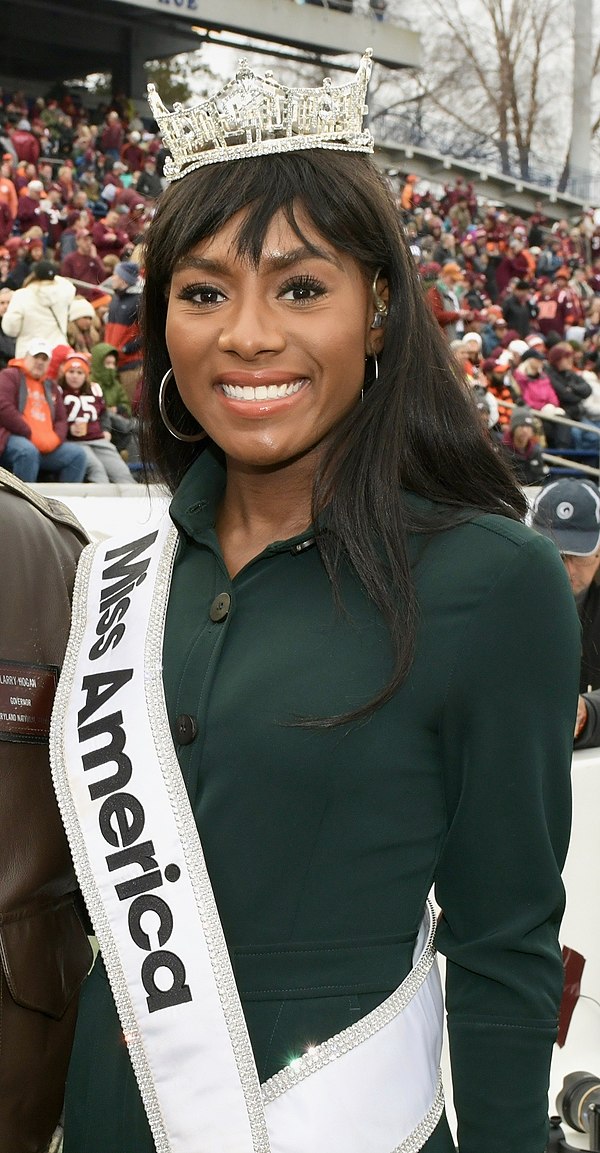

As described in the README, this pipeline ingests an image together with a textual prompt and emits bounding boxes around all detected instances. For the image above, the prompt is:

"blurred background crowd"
[1,85,600,489]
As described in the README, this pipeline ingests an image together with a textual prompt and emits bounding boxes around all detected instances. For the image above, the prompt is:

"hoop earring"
[159,368,207,443]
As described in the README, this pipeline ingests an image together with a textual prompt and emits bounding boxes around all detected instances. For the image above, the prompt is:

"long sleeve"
[435,533,580,1153]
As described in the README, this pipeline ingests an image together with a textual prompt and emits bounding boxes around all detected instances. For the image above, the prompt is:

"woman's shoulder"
[404,490,562,575]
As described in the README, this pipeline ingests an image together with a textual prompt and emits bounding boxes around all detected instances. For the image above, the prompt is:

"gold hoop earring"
[158,368,207,443]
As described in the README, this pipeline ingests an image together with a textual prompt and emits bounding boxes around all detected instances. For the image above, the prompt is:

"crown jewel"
[147,50,374,181]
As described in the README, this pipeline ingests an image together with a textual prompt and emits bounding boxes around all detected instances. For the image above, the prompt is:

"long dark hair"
[140,150,526,725]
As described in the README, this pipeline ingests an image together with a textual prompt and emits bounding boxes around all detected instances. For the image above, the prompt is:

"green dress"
[64,448,580,1153]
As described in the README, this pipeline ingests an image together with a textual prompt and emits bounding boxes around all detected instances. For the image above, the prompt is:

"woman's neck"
[215,455,317,578]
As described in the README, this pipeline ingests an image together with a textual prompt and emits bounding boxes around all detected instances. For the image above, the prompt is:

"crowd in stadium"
[1,85,600,487]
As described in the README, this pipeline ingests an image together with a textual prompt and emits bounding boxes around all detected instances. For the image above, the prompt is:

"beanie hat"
[32,260,57,281]
[519,349,546,363]
[532,479,600,556]
[510,407,538,432]
[508,339,530,357]
[114,260,139,287]
[481,357,503,376]
[63,353,90,374]
[69,297,96,322]
[548,343,574,367]
[419,262,442,281]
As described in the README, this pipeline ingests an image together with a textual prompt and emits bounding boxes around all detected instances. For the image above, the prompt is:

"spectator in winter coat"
[60,228,107,303]
[16,178,49,236]
[99,111,124,162]
[0,286,16,370]
[546,343,592,422]
[89,341,137,456]
[532,478,600,748]
[135,154,163,202]
[9,118,41,166]
[502,280,538,338]
[501,407,549,486]
[104,260,142,400]
[67,297,103,355]
[0,339,87,481]
[58,353,136,485]
[425,262,472,341]
[91,207,129,260]
[1,261,76,358]
[513,350,562,413]
[0,156,18,222]
[535,279,568,340]
[480,356,522,428]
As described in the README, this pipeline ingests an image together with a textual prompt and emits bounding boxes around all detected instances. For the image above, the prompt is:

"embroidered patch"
[0,660,59,744]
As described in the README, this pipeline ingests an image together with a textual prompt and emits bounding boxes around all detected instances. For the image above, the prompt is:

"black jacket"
[574,576,600,748]
[546,365,591,420]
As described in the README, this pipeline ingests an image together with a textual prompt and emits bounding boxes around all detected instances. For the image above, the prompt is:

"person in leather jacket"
[0,467,93,1152]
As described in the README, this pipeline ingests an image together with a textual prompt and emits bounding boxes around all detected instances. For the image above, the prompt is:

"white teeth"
[220,379,307,401]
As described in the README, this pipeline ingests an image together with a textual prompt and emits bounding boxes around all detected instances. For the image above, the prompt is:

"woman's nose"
[217,297,286,359]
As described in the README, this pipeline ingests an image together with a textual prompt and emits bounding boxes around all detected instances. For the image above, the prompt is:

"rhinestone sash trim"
[393,1074,444,1153]
[261,900,437,1104]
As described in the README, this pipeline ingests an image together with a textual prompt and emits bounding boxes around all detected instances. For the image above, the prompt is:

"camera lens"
[557,1071,600,1133]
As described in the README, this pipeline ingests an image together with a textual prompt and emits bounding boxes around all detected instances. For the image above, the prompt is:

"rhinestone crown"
[147,49,374,181]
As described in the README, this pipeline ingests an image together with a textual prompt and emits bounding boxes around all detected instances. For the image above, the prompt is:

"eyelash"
[176,274,327,307]
[279,274,327,303]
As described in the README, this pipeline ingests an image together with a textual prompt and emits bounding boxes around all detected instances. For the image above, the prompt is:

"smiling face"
[166,207,384,471]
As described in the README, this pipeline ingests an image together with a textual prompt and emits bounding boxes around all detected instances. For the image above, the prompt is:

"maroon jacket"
[10,129,41,165]
[0,363,68,455]
[91,218,128,258]
[60,250,106,299]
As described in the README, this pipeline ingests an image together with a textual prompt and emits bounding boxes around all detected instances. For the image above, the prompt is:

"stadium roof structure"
[0,0,421,100]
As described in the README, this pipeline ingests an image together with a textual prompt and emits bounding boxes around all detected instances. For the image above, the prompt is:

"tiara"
[147,49,374,181]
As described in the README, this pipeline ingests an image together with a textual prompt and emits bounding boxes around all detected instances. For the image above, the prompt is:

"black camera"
[548,1072,600,1151]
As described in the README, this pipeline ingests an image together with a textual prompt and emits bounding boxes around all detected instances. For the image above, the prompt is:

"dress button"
[175,714,197,745]
[209,592,231,622]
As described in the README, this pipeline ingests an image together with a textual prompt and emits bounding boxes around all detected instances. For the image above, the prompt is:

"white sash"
[50,515,444,1153]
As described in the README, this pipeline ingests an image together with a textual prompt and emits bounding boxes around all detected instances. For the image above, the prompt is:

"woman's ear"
[367,270,389,355]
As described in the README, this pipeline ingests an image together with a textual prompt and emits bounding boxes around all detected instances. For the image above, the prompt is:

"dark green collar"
[169,447,316,555]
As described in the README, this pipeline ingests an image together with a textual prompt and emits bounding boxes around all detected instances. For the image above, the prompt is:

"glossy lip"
[213,371,311,418]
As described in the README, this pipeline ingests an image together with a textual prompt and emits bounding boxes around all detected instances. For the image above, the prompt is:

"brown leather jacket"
[0,468,93,1153]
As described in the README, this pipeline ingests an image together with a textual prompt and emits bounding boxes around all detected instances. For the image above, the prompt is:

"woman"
[1,259,75,356]
[58,351,136,485]
[53,54,579,1153]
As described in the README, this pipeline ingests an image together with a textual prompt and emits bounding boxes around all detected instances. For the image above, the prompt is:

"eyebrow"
[174,245,343,275]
